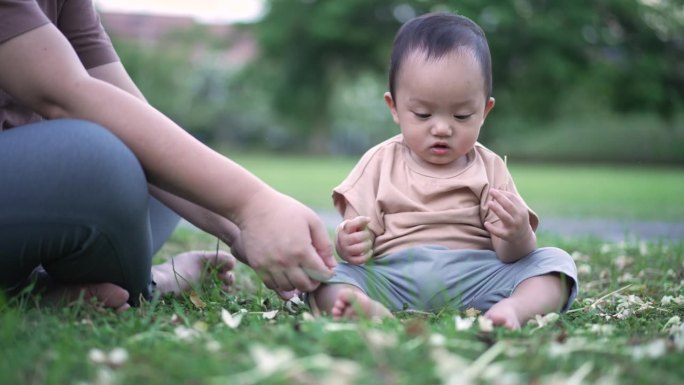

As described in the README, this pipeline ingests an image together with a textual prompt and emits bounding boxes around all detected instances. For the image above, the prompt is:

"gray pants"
[0,119,179,304]
[326,245,579,313]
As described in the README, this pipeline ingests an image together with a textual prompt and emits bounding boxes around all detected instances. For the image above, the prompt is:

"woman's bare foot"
[44,282,131,313]
[152,250,236,296]
[331,287,394,320]
[484,298,523,330]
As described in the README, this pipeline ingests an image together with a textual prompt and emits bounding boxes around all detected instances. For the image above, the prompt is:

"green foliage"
[249,0,683,152]
[112,30,250,143]
[111,1,683,161]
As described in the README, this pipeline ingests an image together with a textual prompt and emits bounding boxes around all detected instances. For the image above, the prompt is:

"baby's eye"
[454,114,473,121]
[413,112,431,119]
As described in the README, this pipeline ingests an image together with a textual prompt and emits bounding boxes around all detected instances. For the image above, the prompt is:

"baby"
[309,12,578,329]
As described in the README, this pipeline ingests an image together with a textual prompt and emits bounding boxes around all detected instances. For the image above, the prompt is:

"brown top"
[333,135,539,257]
[0,0,119,130]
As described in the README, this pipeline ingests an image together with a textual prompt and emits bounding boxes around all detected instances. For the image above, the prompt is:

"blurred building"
[98,11,257,67]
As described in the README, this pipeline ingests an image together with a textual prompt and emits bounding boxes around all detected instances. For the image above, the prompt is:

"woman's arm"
[87,61,248,262]
[0,23,334,294]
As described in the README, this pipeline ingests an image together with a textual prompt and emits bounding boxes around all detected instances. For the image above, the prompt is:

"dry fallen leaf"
[189,291,206,309]
[465,308,481,318]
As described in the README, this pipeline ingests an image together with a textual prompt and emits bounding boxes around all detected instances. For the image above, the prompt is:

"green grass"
[509,164,684,222]
[2,230,683,385]
[229,152,684,222]
[2,157,683,384]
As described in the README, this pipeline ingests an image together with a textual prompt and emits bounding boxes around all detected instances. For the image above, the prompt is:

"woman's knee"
[48,119,149,217]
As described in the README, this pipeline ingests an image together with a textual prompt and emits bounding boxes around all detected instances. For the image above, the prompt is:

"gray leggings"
[0,119,179,304]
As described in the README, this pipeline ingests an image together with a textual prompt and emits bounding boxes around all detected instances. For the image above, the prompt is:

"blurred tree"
[249,0,683,149]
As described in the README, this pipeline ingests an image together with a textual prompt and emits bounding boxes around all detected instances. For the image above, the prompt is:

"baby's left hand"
[484,189,532,242]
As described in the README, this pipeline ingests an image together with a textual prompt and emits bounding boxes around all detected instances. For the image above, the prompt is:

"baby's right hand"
[336,216,373,265]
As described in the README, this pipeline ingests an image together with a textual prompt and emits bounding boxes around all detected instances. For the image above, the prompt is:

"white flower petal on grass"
[94,367,116,385]
[673,323,684,352]
[205,340,221,353]
[588,324,614,335]
[571,251,589,261]
[631,339,668,360]
[285,295,305,313]
[429,333,446,347]
[221,308,243,329]
[455,316,475,331]
[262,310,279,320]
[174,326,200,341]
[169,313,181,325]
[614,255,633,270]
[322,323,358,332]
[108,348,128,367]
[661,295,674,305]
[577,264,592,275]
[431,347,471,385]
[662,315,681,333]
[365,329,398,349]
[477,316,494,332]
[315,356,362,385]
[638,241,648,256]
[531,313,560,328]
[88,348,108,364]
[301,312,315,322]
[250,344,296,376]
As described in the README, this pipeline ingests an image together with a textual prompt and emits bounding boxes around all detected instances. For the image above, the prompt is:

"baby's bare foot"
[331,288,393,320]
[152,250,236,295]
[484,298,523,330]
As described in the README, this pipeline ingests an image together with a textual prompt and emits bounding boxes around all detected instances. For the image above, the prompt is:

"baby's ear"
[384,92,400,125]
[483,97,495,119]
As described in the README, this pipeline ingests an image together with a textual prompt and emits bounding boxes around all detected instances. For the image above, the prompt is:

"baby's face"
[385,49,494,169]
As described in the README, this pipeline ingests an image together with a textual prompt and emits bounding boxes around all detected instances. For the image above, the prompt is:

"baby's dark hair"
[388,12,492,100]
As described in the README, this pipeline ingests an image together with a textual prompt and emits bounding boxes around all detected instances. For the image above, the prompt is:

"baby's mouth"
[430,143,450,154]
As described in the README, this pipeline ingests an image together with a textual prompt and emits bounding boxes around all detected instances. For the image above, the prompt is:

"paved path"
[180,212,683,242]
[316,211,684,242]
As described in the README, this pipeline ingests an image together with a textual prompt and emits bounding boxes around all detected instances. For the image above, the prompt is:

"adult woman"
[0,0,335,311]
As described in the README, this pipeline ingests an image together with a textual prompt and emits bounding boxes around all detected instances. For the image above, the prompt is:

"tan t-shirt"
[333,134,539,257]
[0,0,119,130]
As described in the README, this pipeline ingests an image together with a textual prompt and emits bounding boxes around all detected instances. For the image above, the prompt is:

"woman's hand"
[236,189,335,297]
[335,216,374,265]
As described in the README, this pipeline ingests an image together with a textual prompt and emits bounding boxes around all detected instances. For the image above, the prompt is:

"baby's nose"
[432,119,452,136]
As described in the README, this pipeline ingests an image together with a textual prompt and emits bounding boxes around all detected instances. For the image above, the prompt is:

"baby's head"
[384,12,495,169]
[388,12,492,102]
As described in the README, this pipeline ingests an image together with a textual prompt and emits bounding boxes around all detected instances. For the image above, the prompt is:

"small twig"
[566,284,633,314]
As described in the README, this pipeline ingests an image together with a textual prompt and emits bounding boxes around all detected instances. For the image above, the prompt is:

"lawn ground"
[227,152,684,222]
[1,157,683,385]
